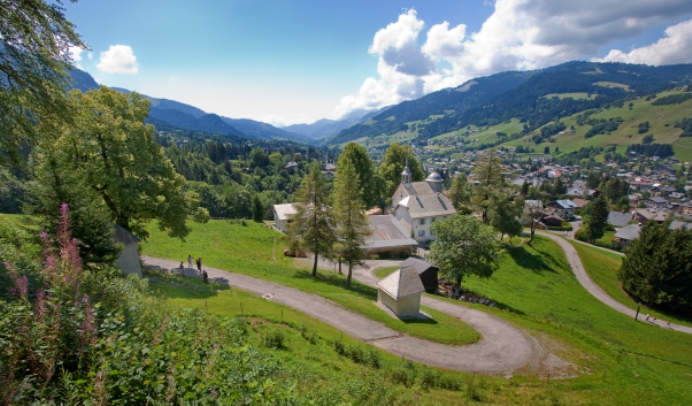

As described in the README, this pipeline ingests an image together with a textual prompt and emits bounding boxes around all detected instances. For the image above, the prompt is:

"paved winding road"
[537,231,692,335]
[143,255,547,374]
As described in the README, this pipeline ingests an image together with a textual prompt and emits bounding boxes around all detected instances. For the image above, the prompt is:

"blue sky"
[65,0,692,126]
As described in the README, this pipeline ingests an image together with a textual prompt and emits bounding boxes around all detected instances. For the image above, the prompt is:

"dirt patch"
[513,332,581,379]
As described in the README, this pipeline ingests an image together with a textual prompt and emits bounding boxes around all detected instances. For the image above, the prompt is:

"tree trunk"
[312,251,319,277]
[528,224,536,246]
[338,258,342,274]
[346,263,352,288]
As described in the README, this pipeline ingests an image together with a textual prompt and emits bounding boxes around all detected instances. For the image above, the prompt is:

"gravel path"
[537,231,692,335]
[143,255,539,374]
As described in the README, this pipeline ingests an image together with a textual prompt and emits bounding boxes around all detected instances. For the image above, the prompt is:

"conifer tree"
[338,143,378,208]
[448,173,472,213]
[332,159,372,288]
[584,194,609,242]
[488,192,523,240]
[471,148,505,220]
[287,161,335,277]
[251,194,264,222]
[521,179,530,196]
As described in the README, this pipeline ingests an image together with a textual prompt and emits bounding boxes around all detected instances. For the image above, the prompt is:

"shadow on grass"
[293,269,378,301]
[505,243,559,274]
[144,269,230,300]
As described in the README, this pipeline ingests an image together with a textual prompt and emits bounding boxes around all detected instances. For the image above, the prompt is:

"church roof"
[396,193,455,218]
[377,266,425,299]
[401,166,412,177]
[426,171,443,183]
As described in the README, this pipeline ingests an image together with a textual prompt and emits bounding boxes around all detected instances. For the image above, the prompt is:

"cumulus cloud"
[69,46,84,69]
[97,45,138,74]
[335,0,692,118]
[593,19,692,65]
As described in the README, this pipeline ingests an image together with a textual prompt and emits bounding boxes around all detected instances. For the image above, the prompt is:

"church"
[391,157,457,242]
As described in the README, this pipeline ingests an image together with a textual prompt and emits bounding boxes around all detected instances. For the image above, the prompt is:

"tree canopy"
[337,142,378,208]
[429,214,500,285]
[0,0,85,165]
[619,221,692,315]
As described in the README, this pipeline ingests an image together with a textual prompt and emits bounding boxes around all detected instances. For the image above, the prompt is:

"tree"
[554,177,567,195]
[0,0,86,165]
[521,179,530,196]
[524,201,544,246]
[586,171,601,189]
[287,161,336,277]
[584,194,609,242]
[488,192,523,240]
[429,215,500,285]
[471,148,506,220]
[36,87,202,239]
[619,221,692,314]
[251,194,264,222]
[337,143,378,208]
[544,146,550,154]
[331,159,372,288]
[447,173,472,213]
[378,143,425,197]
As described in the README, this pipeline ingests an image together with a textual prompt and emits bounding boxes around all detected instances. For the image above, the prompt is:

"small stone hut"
[114,224,142,278]
[377,266,425,318]
[399,257,439,293]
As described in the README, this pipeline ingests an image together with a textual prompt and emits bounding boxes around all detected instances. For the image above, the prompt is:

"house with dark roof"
[377,266,426,318]
[644,196,670,209]
[392,157,456,242]
[114,225,142,278]
[607,211,633,228]
[614,224,641,247]
[399,257,439,293]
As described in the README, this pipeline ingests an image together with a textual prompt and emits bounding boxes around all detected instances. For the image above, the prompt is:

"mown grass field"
[571,241,692,328]
[373,265,400,279]
[140,220,479,346]
[138,219,692,405]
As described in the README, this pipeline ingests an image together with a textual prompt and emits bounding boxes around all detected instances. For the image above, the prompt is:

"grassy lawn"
[571,242,692,328]
[450,235,692,405]
[140,220,479,346]
[373,265,399,279]
[594,230,615,248]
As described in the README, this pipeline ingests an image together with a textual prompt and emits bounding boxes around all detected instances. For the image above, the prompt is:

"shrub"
[262,328,285,349]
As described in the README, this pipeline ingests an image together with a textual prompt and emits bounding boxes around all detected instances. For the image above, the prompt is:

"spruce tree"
[251,194,264,222]
[287,161,336,277]
[448,173,472,213]
[332,159,372,288]
[585,194,609,242]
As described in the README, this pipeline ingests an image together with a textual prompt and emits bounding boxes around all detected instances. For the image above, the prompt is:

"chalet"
[392,158,456,242]
[607,211,633,228]
[571,198,590,209]
[614,224,641,247]
[272,203,297,233]
[399,257,439,293]
[547,199,577,219]
[644,197,670,209]
[632,208,669,223]
[284,161,298,173]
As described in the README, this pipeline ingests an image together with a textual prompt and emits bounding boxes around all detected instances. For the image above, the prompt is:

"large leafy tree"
[619,221,692,314]
[35,87,204,240]
[429,214,500,285]
[378,143,425,198]
[287,161,335,277]
[584,194,609,242]
[488,192,523,240]
[0,0,85,165]
[337,142,378,208]
[331,159,372,288]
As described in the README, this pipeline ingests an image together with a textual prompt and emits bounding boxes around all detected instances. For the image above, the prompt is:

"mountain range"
[328,61,692,146]
[68,69,314,144]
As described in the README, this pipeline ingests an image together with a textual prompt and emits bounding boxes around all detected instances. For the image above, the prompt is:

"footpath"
[537,231,692,335]
[143,255,544,374]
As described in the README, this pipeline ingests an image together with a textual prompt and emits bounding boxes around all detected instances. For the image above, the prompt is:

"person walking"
[187,254,193,269]
[645,314,650,322]
[179,261,185,277]
[196,257,202,272]
[202,270,208,284]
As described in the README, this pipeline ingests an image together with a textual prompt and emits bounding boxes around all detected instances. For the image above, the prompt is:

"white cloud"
[97,45,138,74]
[69,46,84,69]
[335,0,692,117]
[88,52,93,59]
[593,19,692,65]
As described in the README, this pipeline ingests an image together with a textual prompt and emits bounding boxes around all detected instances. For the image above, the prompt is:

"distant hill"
[66,68,312,144]
[284,107,392,141]
[328,61,692,146]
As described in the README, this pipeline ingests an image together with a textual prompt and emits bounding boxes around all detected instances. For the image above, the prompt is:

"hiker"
[651,317,656,324]
[667,321,671,329]
[187,254,193,268]
[179,262,185,277]
[196,257,202,272]
[645,314,649,322]
[202,270,209,284]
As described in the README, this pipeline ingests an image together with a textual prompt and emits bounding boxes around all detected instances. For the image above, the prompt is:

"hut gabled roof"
[377,266,425,300]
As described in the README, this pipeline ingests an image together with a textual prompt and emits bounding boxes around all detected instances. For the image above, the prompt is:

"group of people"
[178,254,209,284]
[644,314,673,329]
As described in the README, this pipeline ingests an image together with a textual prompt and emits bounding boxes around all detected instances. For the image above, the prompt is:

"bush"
[0,206,296,404]
[547,222,573,231]
[262,328,285,349]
